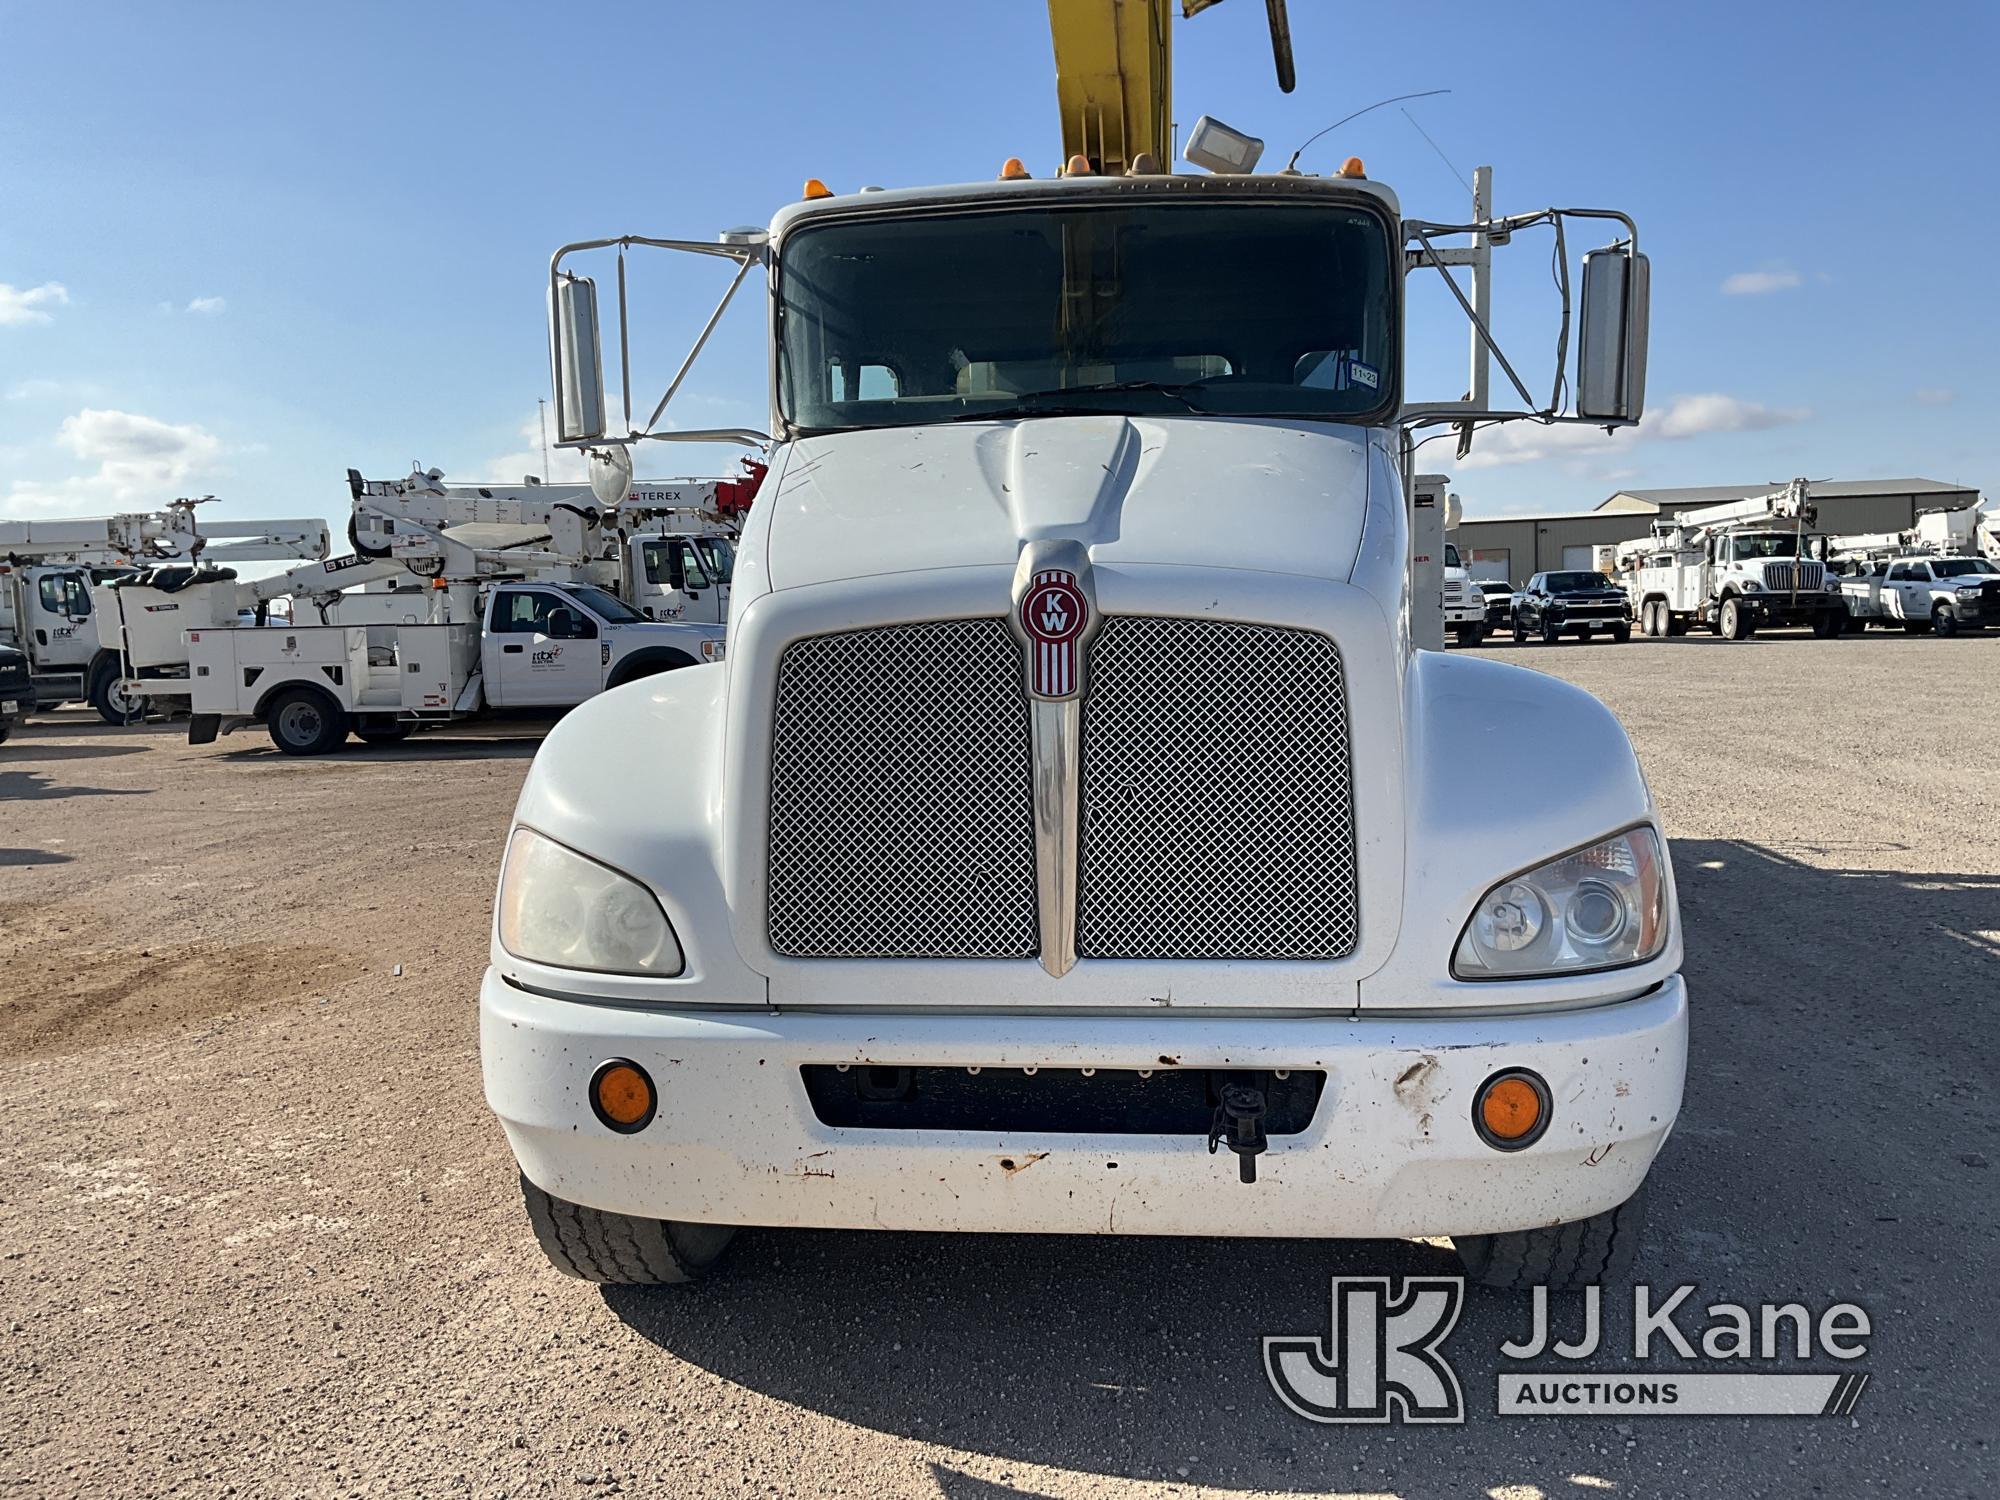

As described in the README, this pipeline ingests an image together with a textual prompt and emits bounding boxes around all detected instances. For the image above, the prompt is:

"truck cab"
[481,580,723,707]
[630,533,733,625]
[1441,541,1487,645]
[481,166,1684,1294]
[0,563,102,703]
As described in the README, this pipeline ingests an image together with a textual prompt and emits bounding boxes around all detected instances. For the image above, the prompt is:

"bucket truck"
[1619,479,1848,640]
[1826,524,2000,634]
[477,0,1686,1295]
[179,467,733,753]
[0,504,328,710]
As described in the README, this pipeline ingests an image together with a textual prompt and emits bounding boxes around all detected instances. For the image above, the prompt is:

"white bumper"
[482,971,1686,1240]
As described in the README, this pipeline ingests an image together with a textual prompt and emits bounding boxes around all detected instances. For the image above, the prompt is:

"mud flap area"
[187,713,221,746]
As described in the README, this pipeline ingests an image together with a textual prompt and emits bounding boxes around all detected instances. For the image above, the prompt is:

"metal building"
[1452,478,1982,584]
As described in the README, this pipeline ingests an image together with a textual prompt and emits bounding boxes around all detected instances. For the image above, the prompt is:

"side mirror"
[545,606,581,640]
[1577,246,1650,422]
[550,273,607,442]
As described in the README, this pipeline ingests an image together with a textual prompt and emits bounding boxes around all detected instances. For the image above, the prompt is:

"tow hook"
[1208,1083,1268,1183]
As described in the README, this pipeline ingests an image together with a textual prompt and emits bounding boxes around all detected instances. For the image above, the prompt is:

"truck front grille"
[766,616,1359,963]
[1762,561,1825,591]
[768,620,1037,958]
[1078,617,1357,959]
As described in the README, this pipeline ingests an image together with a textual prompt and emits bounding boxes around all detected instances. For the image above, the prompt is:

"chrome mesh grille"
[767,620,1037,958]
[1077,617,1357,959]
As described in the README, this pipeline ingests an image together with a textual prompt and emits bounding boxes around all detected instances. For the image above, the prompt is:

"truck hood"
[761,416,1372,591]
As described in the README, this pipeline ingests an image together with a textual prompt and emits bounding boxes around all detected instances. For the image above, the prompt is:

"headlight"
[496,827,684,976]
[1957,586,1981,600]
[1740,580,1762,592]
[1454,827,1669,980]
[700,637,726,662]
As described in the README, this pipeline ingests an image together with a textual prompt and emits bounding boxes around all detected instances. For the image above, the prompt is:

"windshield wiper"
[939,379,1205,423]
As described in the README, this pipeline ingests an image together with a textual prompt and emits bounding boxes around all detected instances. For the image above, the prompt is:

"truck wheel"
[88,658,143,726]
[1719,597,1752,640]
[0,718,11,745]
[1665,613,1688,637]
[1811,612,1844,638]
[1453,624,1486,648]
[1455,1185,1648,1292]
[1511,619,1527,644]
[1540,621,1563,645]
[265,686,349,756]
[518,1173,735,1285]
[1610,623,1631,643]
[1933,604,1960,637]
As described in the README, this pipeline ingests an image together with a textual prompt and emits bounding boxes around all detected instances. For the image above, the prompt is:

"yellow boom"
[1046,0,1296,174]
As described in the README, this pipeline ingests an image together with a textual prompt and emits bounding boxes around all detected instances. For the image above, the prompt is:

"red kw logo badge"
[1020,569,1088,697]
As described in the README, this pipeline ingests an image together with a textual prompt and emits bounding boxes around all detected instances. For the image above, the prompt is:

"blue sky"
[2,0,1992,531]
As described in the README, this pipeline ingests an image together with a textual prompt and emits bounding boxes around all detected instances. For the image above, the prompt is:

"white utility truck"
[1832,547,2000,634]
[1,505,329,713]
[481,0,1684,1293]
[348,466,748,626]
[1619,478,1848,639]
[186,576,724,754]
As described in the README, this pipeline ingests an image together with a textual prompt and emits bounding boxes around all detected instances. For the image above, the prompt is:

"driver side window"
[493,591,561,634]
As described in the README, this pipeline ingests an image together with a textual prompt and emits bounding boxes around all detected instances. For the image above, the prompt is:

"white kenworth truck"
[1618,478,1848,640]
[482,12,1683,1294]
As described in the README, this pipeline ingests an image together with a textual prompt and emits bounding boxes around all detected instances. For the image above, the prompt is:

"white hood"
[761,416,1373,592]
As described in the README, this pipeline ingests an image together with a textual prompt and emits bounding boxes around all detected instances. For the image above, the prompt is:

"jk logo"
[1264,1277,1466,1424]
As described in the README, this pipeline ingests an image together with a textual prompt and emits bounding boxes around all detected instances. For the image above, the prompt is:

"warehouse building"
[1452,477,1981,584]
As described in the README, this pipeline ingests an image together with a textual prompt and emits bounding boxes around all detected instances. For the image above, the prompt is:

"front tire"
[1453,624,1486,648]
[518,1174,736,1285]
[1540,620,1563,645]
[1933,604,1960,637]
[1455,1185,1648,1292]
[1610,623,1631,643]
[1812,612,1845,638]
[264,686,349,756]
[89,657,143,726]
[1719,596,1753,640]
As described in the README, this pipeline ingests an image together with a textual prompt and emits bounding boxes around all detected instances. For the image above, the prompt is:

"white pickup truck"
[187,578,722,753]
[1837,553,2000,635]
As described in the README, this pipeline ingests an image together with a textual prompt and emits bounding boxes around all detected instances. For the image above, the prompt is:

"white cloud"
[1455,392,1808,470]
[479,410,593,486]
[0,281,70,326]
[1915,387,1956,406]
[186,295,227,315]
[4,407,224,518]
[1722,267,1803,296]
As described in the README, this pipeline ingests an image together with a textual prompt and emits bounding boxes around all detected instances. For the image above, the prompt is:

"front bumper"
[482,970,1687,1240]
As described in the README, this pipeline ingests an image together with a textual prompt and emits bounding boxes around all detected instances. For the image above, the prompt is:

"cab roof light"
[1065,154,1093,177]
[999,157,1031,180]
[1339,156,1367,179]
[802,178,834,200]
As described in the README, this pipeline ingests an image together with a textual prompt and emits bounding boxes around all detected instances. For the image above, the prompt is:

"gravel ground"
[2,631,1995,1498]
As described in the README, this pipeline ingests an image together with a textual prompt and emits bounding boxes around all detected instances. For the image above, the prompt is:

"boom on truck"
[481,0,1683,1294]
[0,502,328,715]
[174,463,747,753]
[1617,478,1848,640]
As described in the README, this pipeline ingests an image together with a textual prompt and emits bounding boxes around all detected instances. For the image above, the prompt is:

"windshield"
[1547,572,1613,593]
[1730,533,1805,560]
[777,200,1397,433]
[1931,558,1998,578]
[695,537,735,584]
[560,584,643,623]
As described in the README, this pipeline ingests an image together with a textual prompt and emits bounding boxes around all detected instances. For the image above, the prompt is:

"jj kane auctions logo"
[1265,1277,1873,1423]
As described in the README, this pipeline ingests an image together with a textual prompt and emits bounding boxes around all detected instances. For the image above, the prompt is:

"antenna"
[537,398,551,482]
[1283,88,1451,173]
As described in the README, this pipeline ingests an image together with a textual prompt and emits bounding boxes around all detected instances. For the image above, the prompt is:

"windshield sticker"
[1347,359,1380,391]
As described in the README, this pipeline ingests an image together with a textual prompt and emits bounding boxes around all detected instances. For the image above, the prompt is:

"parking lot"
[2,630,1995,1498]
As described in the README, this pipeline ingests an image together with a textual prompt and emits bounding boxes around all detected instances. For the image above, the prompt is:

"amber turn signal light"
[590,1058,657,1134]
[1473,1068,1550,1151]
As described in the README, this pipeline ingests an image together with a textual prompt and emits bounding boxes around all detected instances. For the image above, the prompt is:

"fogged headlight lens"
[1454,827,1669,980]
[497,827,684,976]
